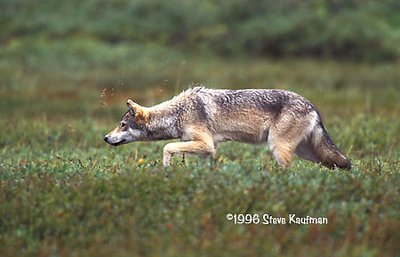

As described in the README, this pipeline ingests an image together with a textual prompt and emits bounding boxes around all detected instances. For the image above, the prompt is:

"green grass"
[0,51,399,256]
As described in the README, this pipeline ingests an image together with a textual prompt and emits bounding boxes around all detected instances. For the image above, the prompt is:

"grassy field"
[0,49,399,256]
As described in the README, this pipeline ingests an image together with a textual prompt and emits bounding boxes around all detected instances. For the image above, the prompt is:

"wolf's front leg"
[163,141,215,166]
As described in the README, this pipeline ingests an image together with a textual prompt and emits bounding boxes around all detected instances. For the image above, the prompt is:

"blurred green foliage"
[1,1,400,256]
[1,0,400,60]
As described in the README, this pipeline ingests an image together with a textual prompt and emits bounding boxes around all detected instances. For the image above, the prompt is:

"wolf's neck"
[145,107,181,140]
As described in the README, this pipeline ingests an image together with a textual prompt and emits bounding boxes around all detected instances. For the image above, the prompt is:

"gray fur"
[104,85,351,169]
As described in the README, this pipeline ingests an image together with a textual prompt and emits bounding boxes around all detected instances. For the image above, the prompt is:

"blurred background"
[1,0,399,147]
[1,0,400,105]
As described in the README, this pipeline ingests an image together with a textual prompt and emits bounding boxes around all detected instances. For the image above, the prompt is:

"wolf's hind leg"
[163,141,215,166]
[268,112,318,168]
[267,132,295,167]
[269,142,295,167]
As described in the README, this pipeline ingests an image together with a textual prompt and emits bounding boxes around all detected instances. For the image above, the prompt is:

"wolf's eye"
[121,121,127,127]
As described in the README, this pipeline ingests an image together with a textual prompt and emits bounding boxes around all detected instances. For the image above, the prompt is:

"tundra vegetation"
[1,1,399,256]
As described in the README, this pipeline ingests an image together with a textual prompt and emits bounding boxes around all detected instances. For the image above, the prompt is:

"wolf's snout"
[104,136,109,143]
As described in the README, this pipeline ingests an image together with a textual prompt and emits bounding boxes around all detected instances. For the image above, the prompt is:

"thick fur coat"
[104,86,351,169]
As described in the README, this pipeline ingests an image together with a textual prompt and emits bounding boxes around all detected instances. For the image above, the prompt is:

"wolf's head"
[104,100,149,146]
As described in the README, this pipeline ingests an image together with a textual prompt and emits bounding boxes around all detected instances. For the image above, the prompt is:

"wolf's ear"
[127,99,149,124]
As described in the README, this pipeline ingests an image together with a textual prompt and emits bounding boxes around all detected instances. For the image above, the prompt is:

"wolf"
[104,86,351,169]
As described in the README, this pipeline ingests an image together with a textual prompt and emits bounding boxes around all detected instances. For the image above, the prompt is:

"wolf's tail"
[310,122,351,169]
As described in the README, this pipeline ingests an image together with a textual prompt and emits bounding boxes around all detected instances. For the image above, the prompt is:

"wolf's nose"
[103,136,108,142]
